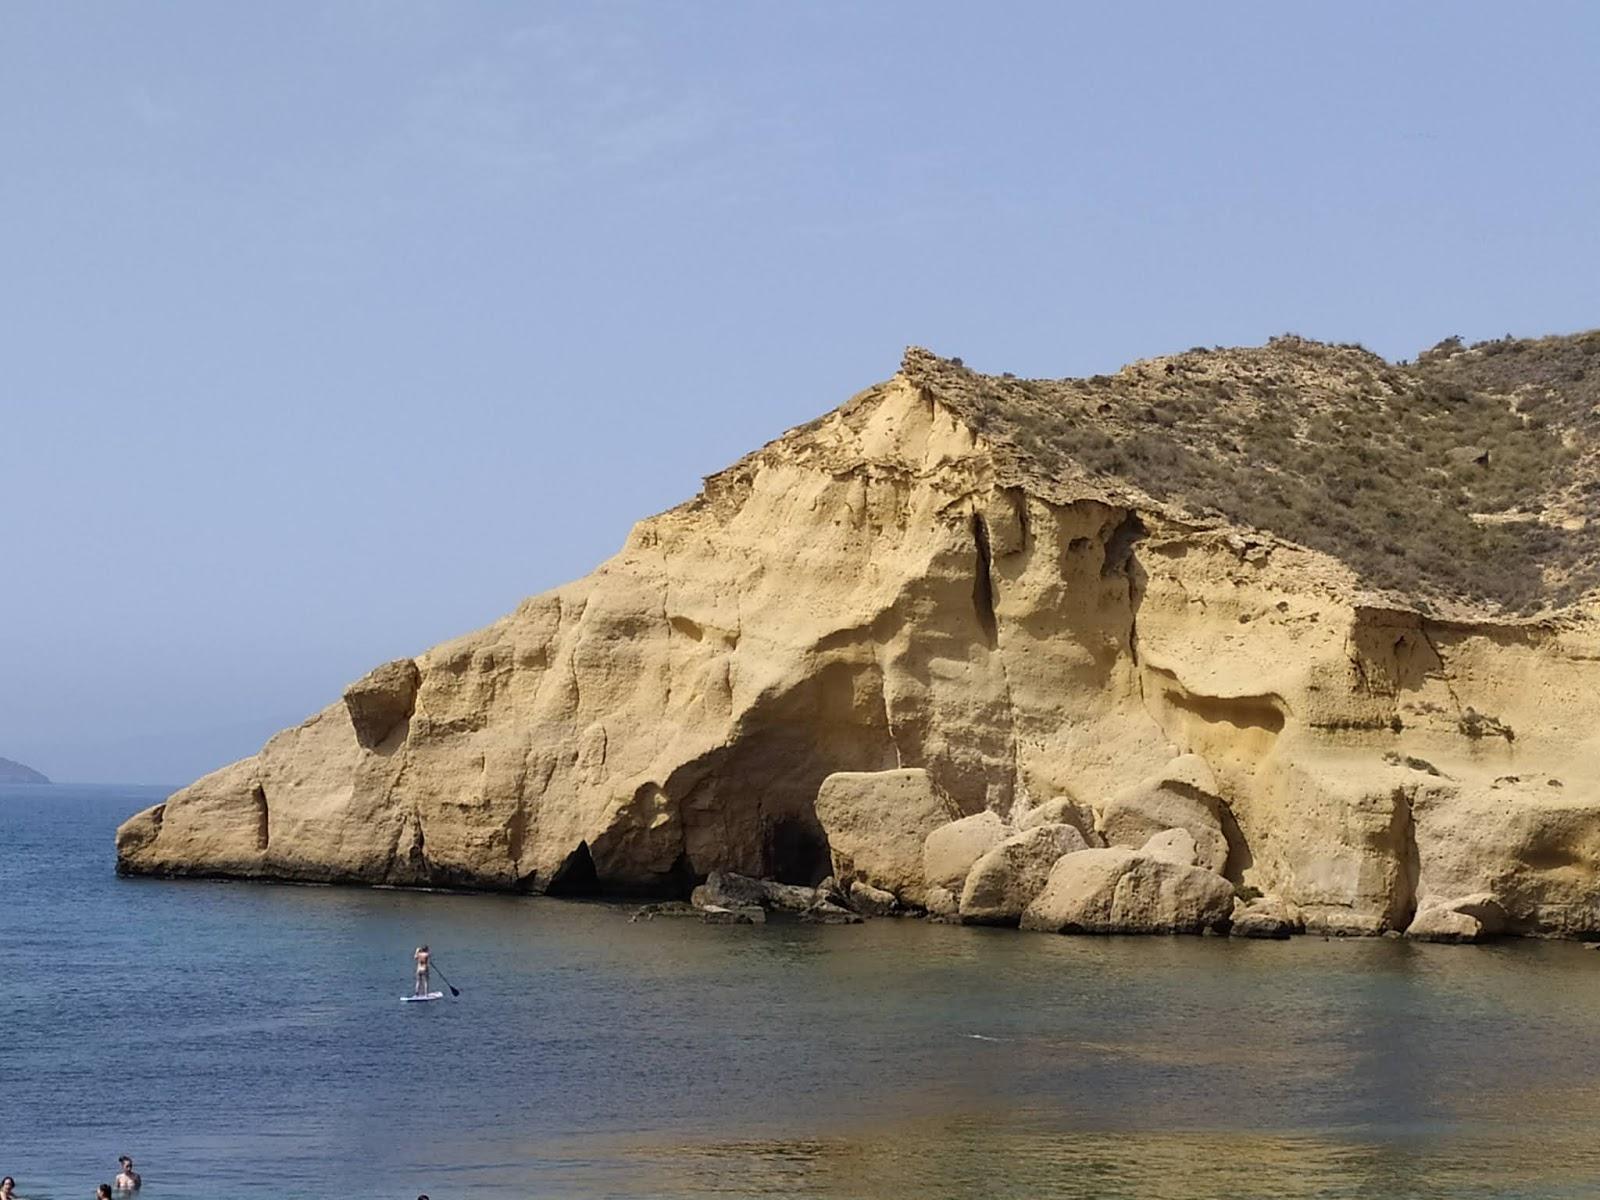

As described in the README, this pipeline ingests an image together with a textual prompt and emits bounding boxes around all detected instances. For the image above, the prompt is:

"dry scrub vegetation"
[906,330,1600,614]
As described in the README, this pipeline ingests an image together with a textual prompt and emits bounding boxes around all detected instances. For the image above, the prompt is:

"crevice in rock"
[504,794,531,874]
[408,811,429,881]
[251,784,270,852]
[1392,786,1420,932]
[547,840,600,897]
[971,511,999,649]
[1418,621,1465,716]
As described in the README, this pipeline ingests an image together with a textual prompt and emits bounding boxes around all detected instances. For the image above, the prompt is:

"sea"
[4,784,1600,1199]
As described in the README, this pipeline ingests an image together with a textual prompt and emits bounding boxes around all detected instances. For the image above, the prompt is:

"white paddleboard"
[403,991,445,1003]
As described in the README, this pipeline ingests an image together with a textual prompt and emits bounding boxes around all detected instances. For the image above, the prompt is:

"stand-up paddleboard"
[403,991,445,1003]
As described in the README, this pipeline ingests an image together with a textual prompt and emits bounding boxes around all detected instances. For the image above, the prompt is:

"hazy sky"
[3,3,1597,784]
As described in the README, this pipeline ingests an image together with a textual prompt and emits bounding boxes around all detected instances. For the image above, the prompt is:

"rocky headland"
[117,332,1600,943]
[0,756,51,785]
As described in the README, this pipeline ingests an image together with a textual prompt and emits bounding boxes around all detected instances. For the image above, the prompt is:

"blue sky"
[3,2,1597,783]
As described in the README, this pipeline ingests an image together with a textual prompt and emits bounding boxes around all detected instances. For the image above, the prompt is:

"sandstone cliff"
[117,334,1600,938]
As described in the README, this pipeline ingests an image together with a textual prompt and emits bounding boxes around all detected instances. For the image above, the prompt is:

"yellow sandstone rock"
[115,340,1600,939]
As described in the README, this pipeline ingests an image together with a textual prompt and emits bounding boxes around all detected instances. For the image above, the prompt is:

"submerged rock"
[799,901,864,925]
[699,904,765,925]
[630,901,700,921]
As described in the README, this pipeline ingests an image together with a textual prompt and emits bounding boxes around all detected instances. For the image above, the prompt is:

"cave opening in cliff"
[547,840,599,897]
[765,816,832,886]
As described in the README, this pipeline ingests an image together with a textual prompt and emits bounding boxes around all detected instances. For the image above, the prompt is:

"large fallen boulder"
[1095,755,1231,874]
[923,811,1009,893]
[1406,893,1508,943]
[959,823,1087,925]
[814,768,960,906]
[1020,847,1234,935]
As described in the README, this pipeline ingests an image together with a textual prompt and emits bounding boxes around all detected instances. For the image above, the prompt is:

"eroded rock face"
[114,348,1600,940]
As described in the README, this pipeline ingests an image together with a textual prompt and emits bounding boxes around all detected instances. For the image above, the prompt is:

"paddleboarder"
[413,945,431,997]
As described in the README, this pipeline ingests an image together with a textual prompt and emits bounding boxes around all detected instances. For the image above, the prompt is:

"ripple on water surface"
[4,785,1600,1199]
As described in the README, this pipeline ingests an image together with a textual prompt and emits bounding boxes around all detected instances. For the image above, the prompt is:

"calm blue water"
[5,784,1600,1199]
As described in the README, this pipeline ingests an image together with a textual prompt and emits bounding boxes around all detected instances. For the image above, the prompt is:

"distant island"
[0,757,51,785]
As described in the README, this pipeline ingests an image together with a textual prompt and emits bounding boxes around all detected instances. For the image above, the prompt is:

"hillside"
[905,330,1600,616]
[0,757,51,785]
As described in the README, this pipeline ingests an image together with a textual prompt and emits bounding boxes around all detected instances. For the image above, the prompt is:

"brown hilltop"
[904,331,1600,616]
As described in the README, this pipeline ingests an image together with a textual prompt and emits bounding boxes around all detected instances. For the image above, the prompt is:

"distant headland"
[0,757,51,785]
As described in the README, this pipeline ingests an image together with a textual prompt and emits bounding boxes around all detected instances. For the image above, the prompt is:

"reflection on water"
[619,1126,1600,1200]
[5,787,1600,1199]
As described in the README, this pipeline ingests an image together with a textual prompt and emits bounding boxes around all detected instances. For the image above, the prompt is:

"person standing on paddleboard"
[413,945,431,997]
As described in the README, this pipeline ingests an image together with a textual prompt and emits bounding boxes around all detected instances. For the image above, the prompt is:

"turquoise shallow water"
[5,784,1600,1199]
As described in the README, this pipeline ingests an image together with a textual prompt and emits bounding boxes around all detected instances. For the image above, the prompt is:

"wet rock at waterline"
[1406,893,1509,943]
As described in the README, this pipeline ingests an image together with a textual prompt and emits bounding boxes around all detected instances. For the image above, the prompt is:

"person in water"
[1,1175,15,1199]
[413,945,431,996]
[113,1158,140,1191]
[96,1187,113,1200]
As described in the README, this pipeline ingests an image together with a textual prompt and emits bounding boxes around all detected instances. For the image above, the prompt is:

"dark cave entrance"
[546,841,599,897]
[764,816,832,886]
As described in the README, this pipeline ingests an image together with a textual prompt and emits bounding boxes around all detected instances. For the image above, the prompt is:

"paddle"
[431,962,461,998]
